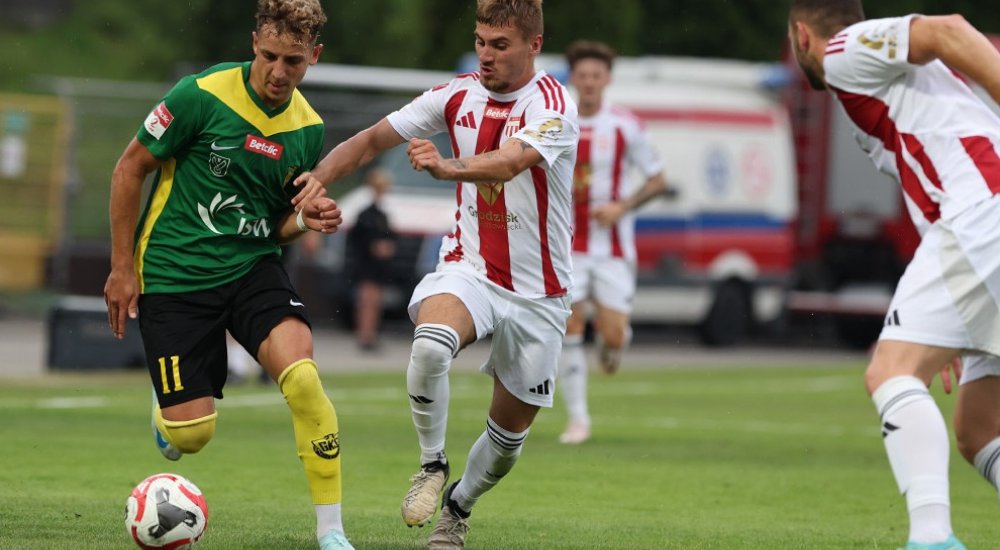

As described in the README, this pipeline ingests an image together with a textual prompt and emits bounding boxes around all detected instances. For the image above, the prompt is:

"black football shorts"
[138,255,311,407]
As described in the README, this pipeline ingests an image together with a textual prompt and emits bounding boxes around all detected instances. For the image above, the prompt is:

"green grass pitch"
[1,363,997,549]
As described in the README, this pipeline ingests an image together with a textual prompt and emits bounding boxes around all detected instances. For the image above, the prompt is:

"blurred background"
[3,0,1000,372]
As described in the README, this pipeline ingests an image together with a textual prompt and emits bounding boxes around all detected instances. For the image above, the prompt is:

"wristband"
[295,209,308,232]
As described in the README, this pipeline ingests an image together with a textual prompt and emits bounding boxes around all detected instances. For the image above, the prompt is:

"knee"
[601,326,627,350]
[161,413,217,454]
[410,324,459,375]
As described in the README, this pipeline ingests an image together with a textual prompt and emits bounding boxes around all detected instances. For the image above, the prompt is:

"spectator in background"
[347,167,397,351]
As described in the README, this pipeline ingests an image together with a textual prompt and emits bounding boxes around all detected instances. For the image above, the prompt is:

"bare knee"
[599,325,627,350]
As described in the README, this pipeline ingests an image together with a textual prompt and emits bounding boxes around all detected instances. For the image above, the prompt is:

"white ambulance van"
[301,56,797,345]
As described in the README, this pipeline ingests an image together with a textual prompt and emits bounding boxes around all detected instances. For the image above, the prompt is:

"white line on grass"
[36,396,110,409]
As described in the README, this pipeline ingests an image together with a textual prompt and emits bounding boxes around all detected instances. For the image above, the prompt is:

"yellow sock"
[154,407,217,454]
[279,359,342,505]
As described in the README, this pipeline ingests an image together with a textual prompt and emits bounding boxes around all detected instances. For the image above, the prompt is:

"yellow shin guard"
[154,408,217,454]
[279,359,342,505]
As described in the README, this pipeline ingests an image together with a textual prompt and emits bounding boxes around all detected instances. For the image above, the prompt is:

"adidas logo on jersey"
[456,112,477,129]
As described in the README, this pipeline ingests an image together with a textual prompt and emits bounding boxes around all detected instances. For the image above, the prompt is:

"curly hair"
[256,0,328,44]
[565,40,615,70]
[477,0,543,39]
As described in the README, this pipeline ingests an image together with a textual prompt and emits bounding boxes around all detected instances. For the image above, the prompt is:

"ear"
[530,34,543,56]
[311,43,324,65]
[794,21,811,52]
[252,31,260,55]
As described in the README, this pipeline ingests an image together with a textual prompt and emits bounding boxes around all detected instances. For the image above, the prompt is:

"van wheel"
[699,280,751,347]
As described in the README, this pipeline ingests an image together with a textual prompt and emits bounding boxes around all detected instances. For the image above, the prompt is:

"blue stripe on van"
[634,213,788,232]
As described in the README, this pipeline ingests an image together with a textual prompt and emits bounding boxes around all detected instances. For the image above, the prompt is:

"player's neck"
[578,98,602,117]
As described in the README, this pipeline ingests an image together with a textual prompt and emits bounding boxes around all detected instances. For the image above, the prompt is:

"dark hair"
[256,0,327,44]
[565,40,616,70]
[789,0,865,38]
[477,0,544,40]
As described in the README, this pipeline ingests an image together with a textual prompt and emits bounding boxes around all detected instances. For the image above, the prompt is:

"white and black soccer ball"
[124,473,209,549]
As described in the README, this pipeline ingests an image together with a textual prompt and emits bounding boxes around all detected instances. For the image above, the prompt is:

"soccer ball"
[124,473,209,549]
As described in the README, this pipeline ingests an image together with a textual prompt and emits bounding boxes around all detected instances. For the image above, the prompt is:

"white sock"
[558,334,589,425]
[408,324,459,465]
[872,376,952,543]
[452,417,527,513]
[973,436,1000,492]
[315,503,343,539]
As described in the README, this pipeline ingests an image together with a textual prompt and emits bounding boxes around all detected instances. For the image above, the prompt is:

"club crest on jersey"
[244,135,283,160]
[143,102,173,140]
[208,153,229,178]
[504,116,522,137]
[574,164,592,196]
[477,182,505,206]
[208,152,231,177]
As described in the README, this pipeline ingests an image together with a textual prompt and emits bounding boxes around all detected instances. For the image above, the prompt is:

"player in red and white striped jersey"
[557,40,672,445]
[790,2,1000,548]
[296,1,577,546]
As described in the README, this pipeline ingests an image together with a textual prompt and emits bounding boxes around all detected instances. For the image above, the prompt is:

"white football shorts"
[408,264,571,407]
[880,195,1000,384]
[569,253,636,313]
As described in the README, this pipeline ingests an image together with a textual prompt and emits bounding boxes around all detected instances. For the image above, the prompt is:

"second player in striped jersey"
[557,40,673,445]
[790,1,1000,548]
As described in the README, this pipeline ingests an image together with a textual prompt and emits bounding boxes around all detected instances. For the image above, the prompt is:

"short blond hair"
[476,0,543,40]
[256,0,327,44]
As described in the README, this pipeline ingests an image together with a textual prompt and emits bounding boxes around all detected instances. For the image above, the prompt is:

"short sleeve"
[386,82,452,140]
[512,103,579,168]
[136,76,203,160]
[825,16,917,91]
[625,121,665,178]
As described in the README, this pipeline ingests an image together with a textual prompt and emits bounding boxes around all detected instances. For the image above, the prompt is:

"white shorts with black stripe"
[880,195,1000,384]
[408,263,571,407]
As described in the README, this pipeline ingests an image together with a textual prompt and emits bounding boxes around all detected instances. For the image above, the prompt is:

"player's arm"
[408,136,543,182]
[291,118,405,196]
[908,15,1000,104]
[104,138,161,339]
[593,172,675,227]
[274,196,344,244]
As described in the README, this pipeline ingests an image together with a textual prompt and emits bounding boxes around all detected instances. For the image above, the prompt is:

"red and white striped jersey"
[387,71,579,298]
[573,103,664,261]
[824,15,1000,235]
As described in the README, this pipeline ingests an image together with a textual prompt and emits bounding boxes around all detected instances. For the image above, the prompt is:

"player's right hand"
[303,196,343,233]
[104,268,139,340]
[289,171,327,211]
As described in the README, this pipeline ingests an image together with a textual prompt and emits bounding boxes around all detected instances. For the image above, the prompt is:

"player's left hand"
[407,138,450,179]
[289,172,327,211]
[303,196,342,233]
[939,356,963,394]
[593,201,627,227]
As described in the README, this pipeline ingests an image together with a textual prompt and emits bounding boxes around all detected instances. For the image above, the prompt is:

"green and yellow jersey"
[134,61,324,293]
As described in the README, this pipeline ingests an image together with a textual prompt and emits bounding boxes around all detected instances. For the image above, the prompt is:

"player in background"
[102,1,353,548]
[557,40,673,445]
[295,1,577,547]
[789,1,1000,548]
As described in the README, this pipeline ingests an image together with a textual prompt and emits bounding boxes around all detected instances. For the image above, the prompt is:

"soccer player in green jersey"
[102,1,353,549]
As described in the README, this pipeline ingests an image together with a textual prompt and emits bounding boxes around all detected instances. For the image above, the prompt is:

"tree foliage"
[3,0,1000,88]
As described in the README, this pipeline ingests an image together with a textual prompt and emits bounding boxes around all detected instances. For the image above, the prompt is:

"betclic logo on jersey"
[244,135,284,160]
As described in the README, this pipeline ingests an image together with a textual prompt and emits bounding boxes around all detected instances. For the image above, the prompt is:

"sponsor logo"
[208,152,231,177]
[244,135,283,160]
[484,107,511,120]
[467,205,521,231]
[210,141,239,151]
[289,299,304,307]
[476,182,504,205]
[197,192,271,238]
[143,102,173,140]
[312,432,340,459]
[884,309,901,327]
